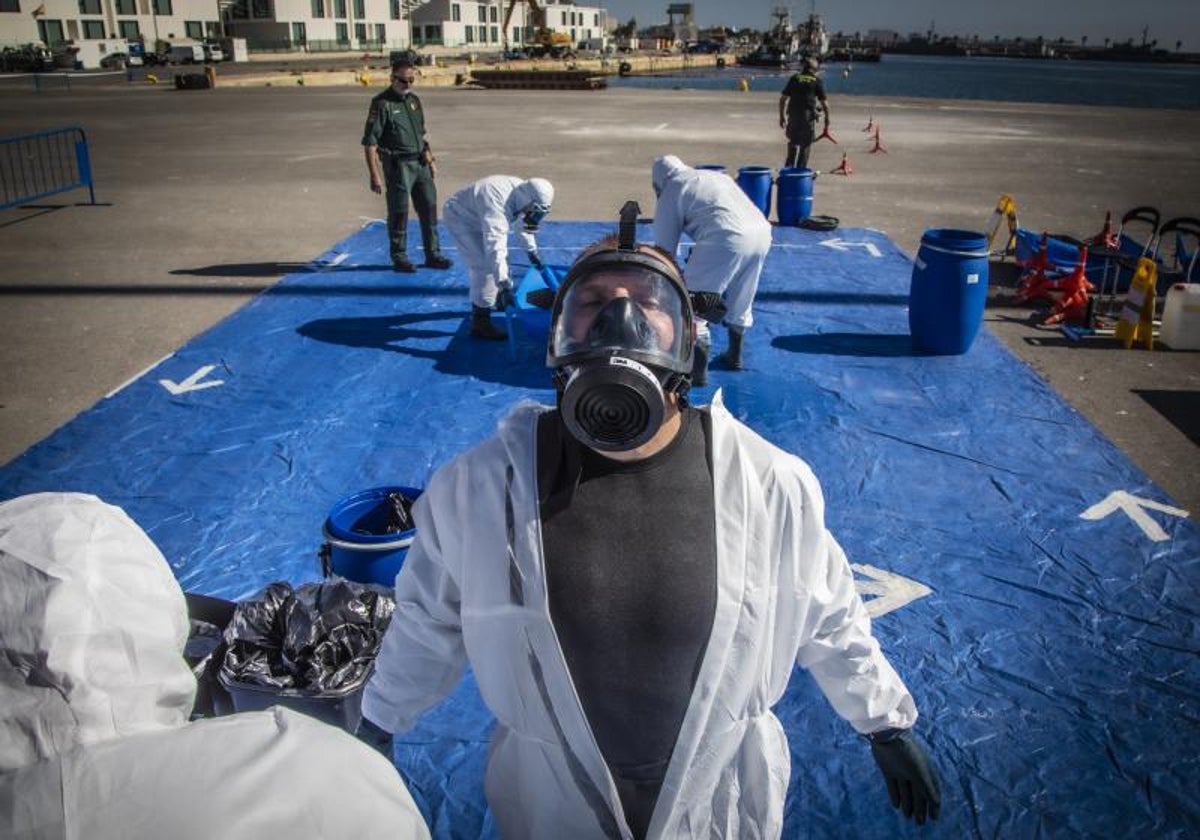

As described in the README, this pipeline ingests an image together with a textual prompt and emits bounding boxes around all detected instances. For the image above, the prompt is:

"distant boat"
[737,6,828,69]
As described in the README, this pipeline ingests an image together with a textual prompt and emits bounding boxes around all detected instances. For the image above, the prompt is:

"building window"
[334,0,345,18]
[82,19,105,37]
[353,0,363,17]
[593,13,598,26]
[78,0,101,13]
[115,0,135,13]
[185,20,203,38]
[424,23,439,41]
[0,0,20,11]
[489,4,496,22]
[354,22,364,42]
[464,24,473,43]
[311,0,324,18]
[292,21,306,43]
[450,3,459,22]
[560,10,564,24]
[374,22,384,42]
[335,21,348,42]
[37,19,66,44]
[152,0,171,14]
[389,0,398,19]
[118,19,139,38]
[490,24,497,42]
[476,4,483,22]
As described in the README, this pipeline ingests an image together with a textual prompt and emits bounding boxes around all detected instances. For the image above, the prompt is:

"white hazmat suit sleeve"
[361,471,467,734]
[651,155,689,257]
[0,492,431,840]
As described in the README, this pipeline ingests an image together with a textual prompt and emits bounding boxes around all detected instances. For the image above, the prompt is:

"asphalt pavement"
[0,81,1197,508]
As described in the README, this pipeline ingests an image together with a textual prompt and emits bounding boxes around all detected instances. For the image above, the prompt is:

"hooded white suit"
[0,492,430,840]
[363,393,917,839]
[652,155,773,330]
[443,176,555,308]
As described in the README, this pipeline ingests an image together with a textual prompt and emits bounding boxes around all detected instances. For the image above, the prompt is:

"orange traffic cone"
[869,125,887,154]
[862,115,874,132]
[1015,233,1063,304]
[816,122,838,144]
[832,152,854,175]
[1087,210,1118,250]
[1043,246,1096,325]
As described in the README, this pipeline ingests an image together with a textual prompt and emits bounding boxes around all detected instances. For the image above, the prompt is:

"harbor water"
[609,54,1200,110]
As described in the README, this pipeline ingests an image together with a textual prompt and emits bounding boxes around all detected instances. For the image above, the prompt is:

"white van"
[167,43,205,64]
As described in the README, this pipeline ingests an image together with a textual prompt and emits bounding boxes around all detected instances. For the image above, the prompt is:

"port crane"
[500,0,574,57]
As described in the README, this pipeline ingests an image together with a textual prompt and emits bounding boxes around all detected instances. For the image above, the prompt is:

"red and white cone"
[816,122,838,144]
[832,152,854,175]
[869,125,887,154]
[862,115,874,132]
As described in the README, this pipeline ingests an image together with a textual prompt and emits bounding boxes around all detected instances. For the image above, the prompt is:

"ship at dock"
[738,5,828,69]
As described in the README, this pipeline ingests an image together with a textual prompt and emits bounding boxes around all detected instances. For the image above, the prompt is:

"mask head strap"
[618,200,640,252]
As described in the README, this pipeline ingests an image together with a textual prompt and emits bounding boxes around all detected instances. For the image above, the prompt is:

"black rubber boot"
[392,255,416,274]
[424,253,452,269]
[470,305,507,341]
[691,331,711,386]
[719,327,745,371]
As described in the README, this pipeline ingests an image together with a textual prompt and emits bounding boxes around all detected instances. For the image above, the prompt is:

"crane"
[500,0,573,56]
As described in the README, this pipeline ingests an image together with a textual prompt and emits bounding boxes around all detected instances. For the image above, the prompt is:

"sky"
[595,0,1200,49]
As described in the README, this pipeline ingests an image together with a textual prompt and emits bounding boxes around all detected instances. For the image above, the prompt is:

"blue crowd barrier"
[0,126,96,210]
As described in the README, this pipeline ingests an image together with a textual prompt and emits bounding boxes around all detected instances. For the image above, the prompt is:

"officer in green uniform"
[778,56,831,169]
[362,59,452,273]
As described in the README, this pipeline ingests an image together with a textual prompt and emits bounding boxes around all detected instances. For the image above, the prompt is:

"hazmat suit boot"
[424,253,453,270]
[691,330,711,386]
[718,327,745,371]
[392,255,417,274]
[470,305,507,341]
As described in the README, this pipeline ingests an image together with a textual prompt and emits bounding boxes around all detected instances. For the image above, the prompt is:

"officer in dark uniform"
[362,59,452,273]
[778,56,831,169]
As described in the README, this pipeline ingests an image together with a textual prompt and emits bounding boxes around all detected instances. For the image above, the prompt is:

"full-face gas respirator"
[546,201,695,452]
[523,202,551,232]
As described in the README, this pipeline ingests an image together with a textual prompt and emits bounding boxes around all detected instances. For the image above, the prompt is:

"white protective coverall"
[363,392,917,839]
[0,492,431,840]
[442,175,555,308]
[652,155,774,330]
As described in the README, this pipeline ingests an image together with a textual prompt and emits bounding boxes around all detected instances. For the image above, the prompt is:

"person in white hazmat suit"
[651,154,773,384]
[363,203,940,839]
[0,492,431,840]
[442,175,555,341]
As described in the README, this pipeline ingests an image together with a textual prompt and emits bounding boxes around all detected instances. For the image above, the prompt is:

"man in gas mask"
[652,155,772,384]
[363,203,941,839]
[442,175,555,340]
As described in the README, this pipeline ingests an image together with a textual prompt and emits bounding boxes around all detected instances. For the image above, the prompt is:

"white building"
[221,0,412,50]
[410,0,605,49]
[0,0,220,48]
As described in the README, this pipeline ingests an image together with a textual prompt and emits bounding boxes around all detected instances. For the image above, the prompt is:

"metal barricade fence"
[0,126,97,210]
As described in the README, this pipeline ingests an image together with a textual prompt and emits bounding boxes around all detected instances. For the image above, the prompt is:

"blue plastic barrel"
[695,164,726,173]
[909,229,991,355]
[776,167,815,226]
[323,485,422,586]
[735,166,773,218]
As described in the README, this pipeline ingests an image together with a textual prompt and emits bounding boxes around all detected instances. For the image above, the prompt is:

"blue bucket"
[909,229,990,355]
[322,485,422,586]
[776,167,815,226]
[695,164,727,173]
[735,166,773,218]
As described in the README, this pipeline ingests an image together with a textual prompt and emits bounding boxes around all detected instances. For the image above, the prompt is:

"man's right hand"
[370,177,383,194]
[494,284,516,311]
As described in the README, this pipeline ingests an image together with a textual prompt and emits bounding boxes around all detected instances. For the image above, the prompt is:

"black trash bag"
[220,579,395,693]
[352,491,414,536]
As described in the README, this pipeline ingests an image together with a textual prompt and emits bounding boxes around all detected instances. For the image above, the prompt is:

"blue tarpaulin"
[1,220,1196,837]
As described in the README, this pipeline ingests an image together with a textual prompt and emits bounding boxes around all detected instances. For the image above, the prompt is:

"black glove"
[868,728,940,825]
[529,252,545,270]
[494,284,516,311]
[690,291,728,324]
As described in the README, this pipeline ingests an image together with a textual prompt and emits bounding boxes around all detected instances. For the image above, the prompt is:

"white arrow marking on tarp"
[159,365,225,395]
[852,564,933,618]
[1079,490,1189,542]
[819,238,883,258]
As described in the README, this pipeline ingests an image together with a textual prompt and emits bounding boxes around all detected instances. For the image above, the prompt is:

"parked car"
[99,50,143,68]
[166,43,205,64]
[202,42,224,62]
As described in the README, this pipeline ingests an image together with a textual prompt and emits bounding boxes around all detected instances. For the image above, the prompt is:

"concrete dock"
[0,81,1197,508]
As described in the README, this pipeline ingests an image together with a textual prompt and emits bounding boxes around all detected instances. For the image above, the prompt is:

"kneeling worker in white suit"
[652,154,773,384]
[0,492,430,840]
[363,203,940,839]
[442,175,555,341]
